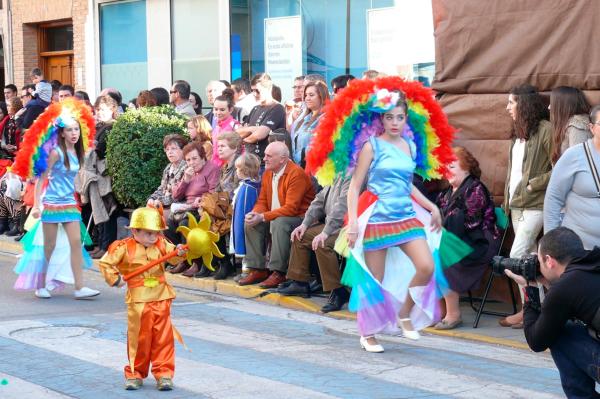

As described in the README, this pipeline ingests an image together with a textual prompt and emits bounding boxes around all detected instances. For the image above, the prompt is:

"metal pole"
[345,0,350,75]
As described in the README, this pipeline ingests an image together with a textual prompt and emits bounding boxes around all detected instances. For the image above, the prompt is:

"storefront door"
[38,22,74,86]
[45,54,73,85]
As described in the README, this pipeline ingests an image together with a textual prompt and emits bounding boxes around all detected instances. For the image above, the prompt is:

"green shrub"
[107,106,188,208]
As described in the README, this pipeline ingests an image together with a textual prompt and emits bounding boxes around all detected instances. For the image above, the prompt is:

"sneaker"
[74,287,100,299]
[124,378,143,390]
[156,377,173,391]
[35,288,51,299]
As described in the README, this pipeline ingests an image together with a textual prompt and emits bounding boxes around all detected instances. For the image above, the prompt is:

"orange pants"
[125,299,175,380]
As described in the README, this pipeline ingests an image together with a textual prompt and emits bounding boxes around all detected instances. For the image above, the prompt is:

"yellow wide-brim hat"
[127,206,167,231]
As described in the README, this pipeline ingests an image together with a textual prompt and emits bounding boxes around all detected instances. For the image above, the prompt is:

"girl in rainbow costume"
[11,98,100,299]
[306,77,468,352]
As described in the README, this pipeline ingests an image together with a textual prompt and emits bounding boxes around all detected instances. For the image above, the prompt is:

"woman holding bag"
[544,105,600,249]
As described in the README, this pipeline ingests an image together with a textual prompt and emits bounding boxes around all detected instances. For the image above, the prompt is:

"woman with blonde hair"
[292,81,329,167]
[187,114,213,159]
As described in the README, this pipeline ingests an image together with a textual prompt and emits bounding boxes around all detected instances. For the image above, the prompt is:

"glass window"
[46,26,74,51]
[171,0,220,109]
[230,0,395,100]
[99,0,148,102]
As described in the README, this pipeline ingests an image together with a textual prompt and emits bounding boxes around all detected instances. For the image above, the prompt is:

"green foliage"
[107,106,187,208]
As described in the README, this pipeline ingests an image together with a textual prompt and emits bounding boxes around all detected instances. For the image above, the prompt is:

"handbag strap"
[583,141,600,198]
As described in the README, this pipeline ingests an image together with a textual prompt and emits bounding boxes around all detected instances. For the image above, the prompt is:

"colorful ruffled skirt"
[13,220,93,291]
[363,218,426,251]
[41,203,82,223]
[337,191,472,337]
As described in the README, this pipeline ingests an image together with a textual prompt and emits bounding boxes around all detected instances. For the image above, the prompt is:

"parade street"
[0,251,564,399]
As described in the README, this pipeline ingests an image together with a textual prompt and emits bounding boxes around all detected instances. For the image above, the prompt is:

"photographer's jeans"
[550,322,600,398]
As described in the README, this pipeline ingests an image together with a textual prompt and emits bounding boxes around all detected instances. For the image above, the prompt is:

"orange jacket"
[253,160,315,221]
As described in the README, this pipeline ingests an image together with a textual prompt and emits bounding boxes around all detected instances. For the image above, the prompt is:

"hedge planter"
[107,106,187,208]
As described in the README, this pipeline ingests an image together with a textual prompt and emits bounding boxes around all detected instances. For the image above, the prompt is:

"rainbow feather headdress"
[11,98,95,179]
[306,76,456,186]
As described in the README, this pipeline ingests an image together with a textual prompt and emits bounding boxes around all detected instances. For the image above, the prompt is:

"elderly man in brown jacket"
[239,141,315,288]
[278,175,351,312]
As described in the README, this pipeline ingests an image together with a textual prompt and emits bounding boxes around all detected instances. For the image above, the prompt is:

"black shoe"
[213,259,233,280]
[277,280,294,289]
[194,263,211,278]
[276,280,310,298]
[321,287,350,313]
[0,217,9,235]
[309,279,323,294]
[5,218,21,236]
[14,232,26,242]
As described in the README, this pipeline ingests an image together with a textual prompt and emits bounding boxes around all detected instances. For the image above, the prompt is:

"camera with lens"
[491,254,540,281]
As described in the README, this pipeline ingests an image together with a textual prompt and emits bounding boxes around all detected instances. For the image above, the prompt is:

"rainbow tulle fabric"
[306,77,455,186]
[14,221,93,291]
[336,192,473,336]
[10,98,95,179]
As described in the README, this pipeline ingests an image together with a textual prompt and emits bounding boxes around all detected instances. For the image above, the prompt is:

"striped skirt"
[41,204,81,223]
[362,218,426,251]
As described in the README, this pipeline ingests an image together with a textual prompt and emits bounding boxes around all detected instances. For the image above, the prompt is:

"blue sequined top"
[43,147,79,206]
[367,136,416,223]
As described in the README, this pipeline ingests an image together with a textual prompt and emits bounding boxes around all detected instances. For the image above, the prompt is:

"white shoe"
[74,287,100,299]
[360,336,384,353]
[398,318,420,340]
[35,288,52,298]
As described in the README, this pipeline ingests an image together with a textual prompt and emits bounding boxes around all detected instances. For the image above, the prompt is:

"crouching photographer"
[502,227,600,398]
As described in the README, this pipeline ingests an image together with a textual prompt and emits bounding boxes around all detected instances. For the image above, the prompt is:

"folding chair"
[468,208,519,328]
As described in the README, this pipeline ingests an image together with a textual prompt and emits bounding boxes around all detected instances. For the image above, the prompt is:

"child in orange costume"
[99,206,186,391]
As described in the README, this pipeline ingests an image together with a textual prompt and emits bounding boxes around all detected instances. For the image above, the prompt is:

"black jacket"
[524,247,600,352]
[19,98,50,130]
[94,121,114,160]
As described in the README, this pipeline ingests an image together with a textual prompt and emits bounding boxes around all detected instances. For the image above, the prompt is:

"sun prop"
[177,212,224,270]
[123,212,223,282]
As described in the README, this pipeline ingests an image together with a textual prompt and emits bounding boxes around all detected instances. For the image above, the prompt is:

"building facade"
[0,0,433,105]
[0,0,89,91]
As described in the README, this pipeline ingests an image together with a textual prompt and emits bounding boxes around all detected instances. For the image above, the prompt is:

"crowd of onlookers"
[1,67,599,322]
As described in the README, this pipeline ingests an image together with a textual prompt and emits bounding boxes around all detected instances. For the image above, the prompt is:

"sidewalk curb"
[1,239,529,351]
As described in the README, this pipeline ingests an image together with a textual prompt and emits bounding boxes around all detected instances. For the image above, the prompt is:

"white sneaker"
[359,336,384,353]
[74,287,100,299]
[35,288,52,298]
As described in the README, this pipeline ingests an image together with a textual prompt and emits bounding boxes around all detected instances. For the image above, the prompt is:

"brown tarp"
[432,0,600,200]
[432,0,600,94]
[431,1,600,302]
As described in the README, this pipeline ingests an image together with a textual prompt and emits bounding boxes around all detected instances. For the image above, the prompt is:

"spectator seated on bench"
[239,142,315,288]
[278,175,351,313]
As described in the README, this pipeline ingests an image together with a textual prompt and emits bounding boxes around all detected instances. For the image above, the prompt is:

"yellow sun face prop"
[176,212,224,271]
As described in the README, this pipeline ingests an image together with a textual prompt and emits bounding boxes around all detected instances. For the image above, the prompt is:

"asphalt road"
[0,252,565,398]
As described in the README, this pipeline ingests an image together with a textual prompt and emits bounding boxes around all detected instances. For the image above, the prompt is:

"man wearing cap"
[99,206,187,391]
